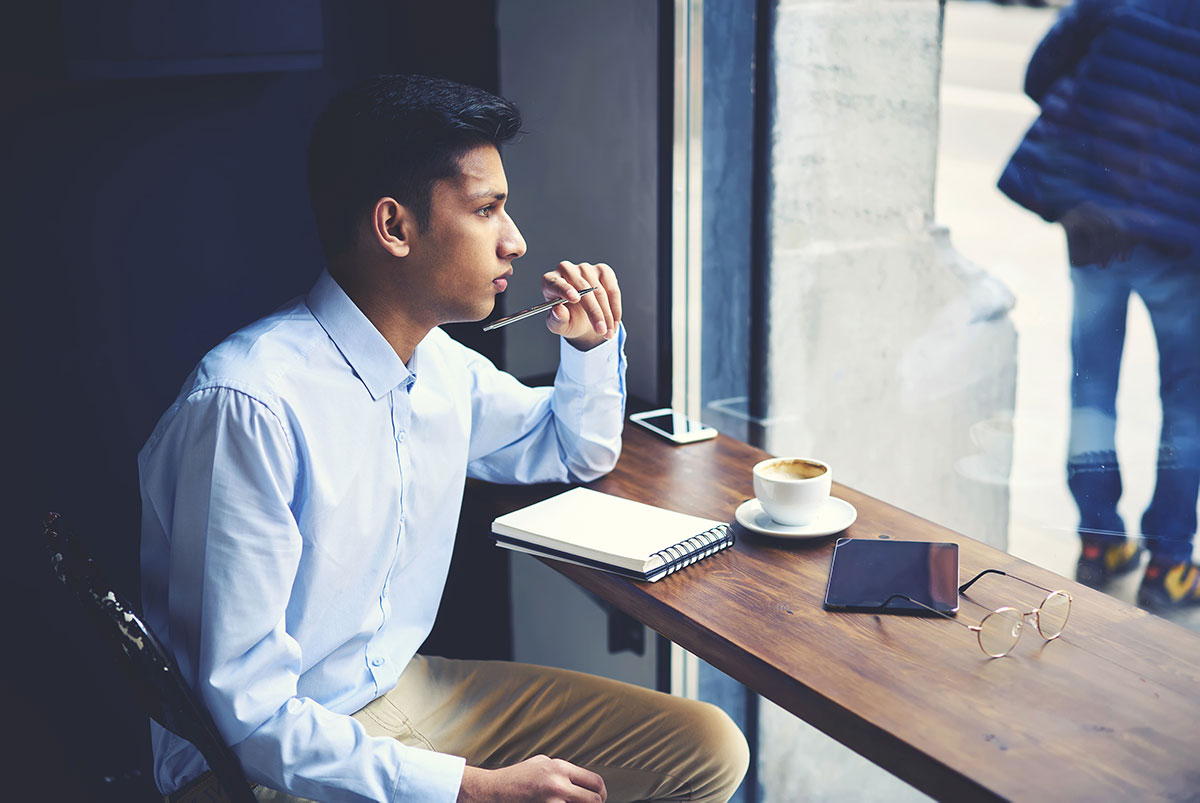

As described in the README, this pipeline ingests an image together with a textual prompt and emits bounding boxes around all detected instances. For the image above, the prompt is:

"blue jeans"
[1068,245,1200,564]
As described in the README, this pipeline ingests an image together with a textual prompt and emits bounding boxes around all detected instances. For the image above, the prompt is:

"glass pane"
[940,1,1200,630]
[697,0,755,443]
[693,0,1200,629]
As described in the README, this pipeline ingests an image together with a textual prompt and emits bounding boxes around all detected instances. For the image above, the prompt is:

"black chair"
[42,512,256,803]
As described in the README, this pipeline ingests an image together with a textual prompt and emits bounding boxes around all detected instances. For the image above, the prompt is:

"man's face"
[405,144,526,326]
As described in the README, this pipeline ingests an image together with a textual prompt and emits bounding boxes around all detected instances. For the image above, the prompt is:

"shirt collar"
[306,269,413,401]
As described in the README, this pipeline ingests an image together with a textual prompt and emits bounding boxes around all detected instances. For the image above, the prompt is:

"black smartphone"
[823,537,960,615]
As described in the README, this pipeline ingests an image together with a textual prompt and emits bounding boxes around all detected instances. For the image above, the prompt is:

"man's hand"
[542,262,622,351]
[458,755,607,803]
[1060,202,1137,268]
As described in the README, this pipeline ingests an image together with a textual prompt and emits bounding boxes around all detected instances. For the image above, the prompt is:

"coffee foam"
[757,459,827,481]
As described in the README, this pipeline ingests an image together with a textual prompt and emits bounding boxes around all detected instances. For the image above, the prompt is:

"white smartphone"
[630,408,718,445]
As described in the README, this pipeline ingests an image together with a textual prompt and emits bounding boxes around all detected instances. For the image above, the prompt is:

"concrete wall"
[497,0,660,400]
[508,552,658,688]
[762,0,1015,547]
[757,2,1017,800]
[496,0,662,689]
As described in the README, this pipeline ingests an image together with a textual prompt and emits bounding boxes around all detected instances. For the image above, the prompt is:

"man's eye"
[477,205,494,218]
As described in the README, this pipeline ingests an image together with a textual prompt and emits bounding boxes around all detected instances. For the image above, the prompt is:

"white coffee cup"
[752,457,832,526]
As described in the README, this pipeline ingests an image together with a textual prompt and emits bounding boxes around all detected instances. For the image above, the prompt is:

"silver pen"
[482,286,597,332]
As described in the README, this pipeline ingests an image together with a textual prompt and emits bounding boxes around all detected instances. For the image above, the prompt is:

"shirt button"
[371,657,385,667]
[396,430,406,443]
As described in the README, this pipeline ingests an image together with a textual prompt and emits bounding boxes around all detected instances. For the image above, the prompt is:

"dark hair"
[307,74,522,258]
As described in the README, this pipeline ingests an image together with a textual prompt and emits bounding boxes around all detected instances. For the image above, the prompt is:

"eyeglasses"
[878,569,1073,658]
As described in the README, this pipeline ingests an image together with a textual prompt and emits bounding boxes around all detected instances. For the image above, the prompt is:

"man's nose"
[501,214,526,260]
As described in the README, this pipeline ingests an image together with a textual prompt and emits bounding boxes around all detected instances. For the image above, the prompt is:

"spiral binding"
[648,523,734,578]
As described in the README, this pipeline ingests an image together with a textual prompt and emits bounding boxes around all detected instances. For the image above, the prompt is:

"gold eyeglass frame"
[878,569,1073,659]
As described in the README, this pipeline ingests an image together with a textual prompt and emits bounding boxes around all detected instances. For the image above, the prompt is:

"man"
[139,74,748,802]
[998,0,1200,608]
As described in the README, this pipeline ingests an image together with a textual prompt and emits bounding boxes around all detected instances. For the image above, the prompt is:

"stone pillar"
[757,2,1017,800]
[763,0,1016,547]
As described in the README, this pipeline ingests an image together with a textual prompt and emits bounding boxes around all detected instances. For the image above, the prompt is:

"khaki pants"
[248,654,748,803]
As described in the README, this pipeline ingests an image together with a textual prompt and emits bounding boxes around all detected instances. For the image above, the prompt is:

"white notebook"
[491,487,734,582]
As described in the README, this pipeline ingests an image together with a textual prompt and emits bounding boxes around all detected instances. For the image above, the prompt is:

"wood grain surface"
[474,423,1200,800]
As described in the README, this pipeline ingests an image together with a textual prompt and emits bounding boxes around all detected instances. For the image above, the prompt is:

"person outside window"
[998,0,1200,608]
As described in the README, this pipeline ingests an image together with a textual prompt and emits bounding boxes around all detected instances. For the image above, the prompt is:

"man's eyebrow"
[468,189,507,202]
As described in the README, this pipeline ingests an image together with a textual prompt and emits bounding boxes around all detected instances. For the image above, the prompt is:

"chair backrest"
[42,512,256,803]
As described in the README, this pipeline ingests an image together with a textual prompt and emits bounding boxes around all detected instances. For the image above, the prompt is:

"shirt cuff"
[393,748,466,803]
[558,323,625,385]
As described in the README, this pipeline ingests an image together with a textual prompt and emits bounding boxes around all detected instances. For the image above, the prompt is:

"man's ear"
[371,197,415,258]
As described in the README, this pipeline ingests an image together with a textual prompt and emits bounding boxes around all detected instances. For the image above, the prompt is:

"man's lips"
[493,270,512,292]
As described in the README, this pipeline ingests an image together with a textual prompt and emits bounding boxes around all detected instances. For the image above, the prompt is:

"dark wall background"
[2,3,511,799]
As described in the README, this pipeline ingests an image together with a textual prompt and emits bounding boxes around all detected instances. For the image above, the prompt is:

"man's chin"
[449,300,497,326]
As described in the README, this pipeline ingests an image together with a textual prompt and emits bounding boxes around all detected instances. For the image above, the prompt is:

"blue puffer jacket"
[997,0,1200,254]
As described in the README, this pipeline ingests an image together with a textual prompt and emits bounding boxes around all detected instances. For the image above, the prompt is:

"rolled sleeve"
[465,324,627,484]
[558,324,624,385]
[553,324,627,481]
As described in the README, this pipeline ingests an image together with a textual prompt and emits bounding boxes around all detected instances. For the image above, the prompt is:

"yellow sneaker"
[1137,561,1200,610]
[1075,538,1144,587]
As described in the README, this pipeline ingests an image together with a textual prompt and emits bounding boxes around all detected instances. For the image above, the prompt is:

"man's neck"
[329,264,429,365]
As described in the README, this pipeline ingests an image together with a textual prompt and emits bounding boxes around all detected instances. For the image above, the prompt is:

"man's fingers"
[570,262,615,337]
[541,260,622,343]
[544,271,584,303]
[590,263,619,340]
[565,761,607,801]
[580,282,611,336]
[465,756,607,803]
[548,262,604,335]
[595,263,622,325]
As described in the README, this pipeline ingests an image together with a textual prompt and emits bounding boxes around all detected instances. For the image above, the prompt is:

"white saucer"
[735,497,857,539]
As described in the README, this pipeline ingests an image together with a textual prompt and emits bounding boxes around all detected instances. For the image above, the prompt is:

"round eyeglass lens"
[978,608,1022,657]
[1036,591,1071,639]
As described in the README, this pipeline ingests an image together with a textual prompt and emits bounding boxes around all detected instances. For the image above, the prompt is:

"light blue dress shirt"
[139,269,627,802]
